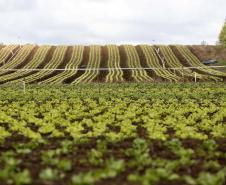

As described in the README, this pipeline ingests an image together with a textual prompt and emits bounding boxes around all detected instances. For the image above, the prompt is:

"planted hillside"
[0,44,225,84]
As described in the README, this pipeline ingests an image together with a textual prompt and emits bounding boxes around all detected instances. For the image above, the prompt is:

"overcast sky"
[0,0,225,45]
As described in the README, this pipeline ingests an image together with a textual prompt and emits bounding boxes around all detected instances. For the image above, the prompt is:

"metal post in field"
[194,72,197,83]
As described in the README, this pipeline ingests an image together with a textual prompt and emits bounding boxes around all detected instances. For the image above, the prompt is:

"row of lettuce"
[0,137,225,185]
[0,84,225,184]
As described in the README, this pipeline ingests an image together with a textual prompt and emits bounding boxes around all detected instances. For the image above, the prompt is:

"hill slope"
[190,45,226,72]
[0,44,225,84]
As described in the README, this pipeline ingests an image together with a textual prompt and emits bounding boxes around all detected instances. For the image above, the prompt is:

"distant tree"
[219,20,226,47]
[201,40,208,46]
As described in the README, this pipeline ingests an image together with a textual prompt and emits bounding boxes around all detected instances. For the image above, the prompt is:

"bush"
[219,21,226,47]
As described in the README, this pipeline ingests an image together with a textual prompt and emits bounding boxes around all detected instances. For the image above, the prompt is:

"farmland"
[0,44,226,185]
[0,83,226,185]
[0,44,226,84]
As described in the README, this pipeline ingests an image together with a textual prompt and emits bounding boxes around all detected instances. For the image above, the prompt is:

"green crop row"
[158,45,201,80]
[23,46,68,84]
[41,46,84,84]
[123,45,153,82]
[72,45,101,84]
[0,45,35,76]
[0,46,51,84]
[0,89,225,142]
[0,83,225,185]
[105,45,124,83]
[140,45,180,82]
[0,45,19,66]
[1,136,225,185]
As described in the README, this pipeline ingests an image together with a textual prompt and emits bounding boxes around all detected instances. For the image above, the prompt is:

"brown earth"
[170,46,210,77]
[170,46,226,81]
[190,45,226,62]
[189,45,226,72]
[118,45,133,81]
[0,44,5,50]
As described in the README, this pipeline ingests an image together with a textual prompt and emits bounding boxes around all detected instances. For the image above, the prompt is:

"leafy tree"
[219,20,226,47]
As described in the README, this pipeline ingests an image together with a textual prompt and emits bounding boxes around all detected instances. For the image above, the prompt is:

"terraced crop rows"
[0,46,51,84]
[0,44,225,84]
[158,45,199,80]
[105,45,124,83]
[123,45,153,82]
[140,45,180,82]
[175,46,226,80]
[0,45,35,75]
[72,45,101,84]
[0,45,20,66]
[17,46,67,84]
[41,46,84,84]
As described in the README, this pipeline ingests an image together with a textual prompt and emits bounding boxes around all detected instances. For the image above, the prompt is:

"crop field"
[0,44,226,84]
[0,83,226,185]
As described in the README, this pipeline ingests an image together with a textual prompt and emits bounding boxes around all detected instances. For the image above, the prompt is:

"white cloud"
[0,0,35,12]
[0,0,225,45]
